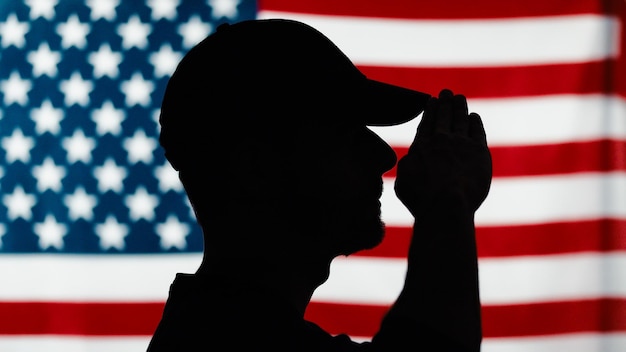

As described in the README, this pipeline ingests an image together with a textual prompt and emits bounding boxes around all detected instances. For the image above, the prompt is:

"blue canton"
[0,0,257,253]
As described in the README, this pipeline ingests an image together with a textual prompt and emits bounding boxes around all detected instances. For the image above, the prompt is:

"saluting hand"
[394,89,492,217]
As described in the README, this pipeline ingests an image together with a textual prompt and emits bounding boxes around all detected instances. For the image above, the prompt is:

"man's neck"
[195,254,333,317]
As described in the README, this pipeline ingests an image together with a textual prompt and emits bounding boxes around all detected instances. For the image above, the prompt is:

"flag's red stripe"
[259,0,609,19]
[355,219,626,258]
[0,301,163,336]
[2,299,625,337]
[476,219,626,258]
[488,139,626,177]
[304,299,626,338]
[613,1,626,97]
[483,298,626,337]
[359,61,614,99]
[384,140,626,179]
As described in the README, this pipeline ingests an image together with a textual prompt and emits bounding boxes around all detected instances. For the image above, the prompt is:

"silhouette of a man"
[147,19,492,351]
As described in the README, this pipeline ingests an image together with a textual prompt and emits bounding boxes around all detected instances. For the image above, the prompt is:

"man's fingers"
[439,88,453,99]
[468,112,487,144]
[452,94,470,135]
[435,89,453,134]
[417,90,480,144]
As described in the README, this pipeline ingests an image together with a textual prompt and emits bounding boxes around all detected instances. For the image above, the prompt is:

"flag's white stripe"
[478,253,626,304]
[314,253,626,305]
[0,336,150,352]
[2,333,625,352]
[1,253,625,305]
[382,172,626,227]
[354,333,626,352]
[370,95,626,147]
[0,254,202,302]
[480,333,626,352]
[258,11,621,67]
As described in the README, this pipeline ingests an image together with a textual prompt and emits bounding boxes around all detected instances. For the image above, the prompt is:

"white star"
[26,0,58,20]
[92,100,125,135]
[59,72,93,107]
[56,14,90,49]
[155,163,183,192]
[147,0,179,20]
[34,214,68,250]
[117,15,151,49]
[88,43,122,79]
[120,72,154,107]
[149,44,182,78]
[0,14,29,48]
[1,71,32,106]
[27,43,61,77]
[209,0,239,19]
[32,157,66,192]
[62,129,96,164]
[2,129,34,163]
[31,99,64,135]
[123,129,157,164]
[93,158,127,193]
[125,186,158,221]
[156,215,190,250]
[178,15,212,49]
[3,186,36,221]
[64,187,97,221]
[0,223,6,249]
[87,0,119,21]
[95,215,129,250]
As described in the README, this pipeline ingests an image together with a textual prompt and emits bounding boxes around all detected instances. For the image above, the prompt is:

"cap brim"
[360,79,431,126]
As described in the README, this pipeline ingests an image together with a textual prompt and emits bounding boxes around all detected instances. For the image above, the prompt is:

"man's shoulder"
[161,273,372,350]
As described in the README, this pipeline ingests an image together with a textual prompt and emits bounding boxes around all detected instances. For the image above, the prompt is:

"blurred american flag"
[0,0,624,351]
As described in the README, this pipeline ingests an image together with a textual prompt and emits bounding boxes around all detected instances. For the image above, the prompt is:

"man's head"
[158,19,430,260]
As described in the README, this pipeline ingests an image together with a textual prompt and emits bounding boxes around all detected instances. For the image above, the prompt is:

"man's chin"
[337,219,386,256]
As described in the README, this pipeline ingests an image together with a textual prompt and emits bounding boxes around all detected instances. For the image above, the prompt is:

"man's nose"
[360,128,397,174]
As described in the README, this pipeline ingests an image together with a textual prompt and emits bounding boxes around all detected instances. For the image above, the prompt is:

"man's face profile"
[291,121,397,256]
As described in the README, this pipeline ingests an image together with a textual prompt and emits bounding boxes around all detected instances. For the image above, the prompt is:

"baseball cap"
[159,18,431,170]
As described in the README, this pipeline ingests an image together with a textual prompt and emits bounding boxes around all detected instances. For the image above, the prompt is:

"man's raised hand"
[394,89,492,217]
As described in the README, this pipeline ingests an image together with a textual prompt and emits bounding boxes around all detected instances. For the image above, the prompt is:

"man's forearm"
[383,198,482,351]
